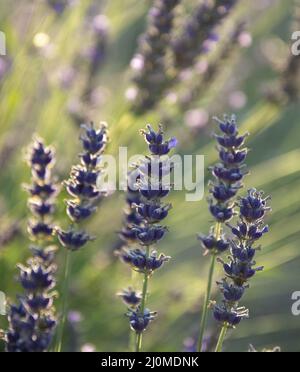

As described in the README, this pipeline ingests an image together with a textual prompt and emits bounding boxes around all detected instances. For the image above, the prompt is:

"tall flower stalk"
[118,125,177,352]
[214,189,270,352]
[117,172,144,351]
[197,115,248,352]
[128,0,180,114]
[5,138,59,352]
[179,23,247,111]
[172,0,238,69]
[56,122,108,352]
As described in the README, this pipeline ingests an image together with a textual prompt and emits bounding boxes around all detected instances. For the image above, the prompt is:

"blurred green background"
[0,0,300,352]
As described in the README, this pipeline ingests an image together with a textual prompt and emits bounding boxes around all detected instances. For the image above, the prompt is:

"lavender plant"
[5,138,59,352]
[118,125,177,352]
[179,23,247,111]
[197,115,248,352]
[214,189,270,352]
[56,122,108,352]
[83,15,110,100]
[119,172,143,248]
[172,0,238,69]
[47,0,70,14]
[68,15,110,126]
[267,0,300,105]
[128,0,180,114]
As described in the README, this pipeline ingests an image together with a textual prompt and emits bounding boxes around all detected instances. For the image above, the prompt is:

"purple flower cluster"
[128,0,180,114]
[126,308,157,334]
[213,189,271,327]
[199,115,248,255]
[58,123,108,251]
[119,172,143,245]
[87,15,109,81]
[118,288,142,308]
[64,14,110,126]
[47,0,70,14]
[179,23,247,111]
[172,0,238,69]
[6,138,59,352]
[118,125,177,335]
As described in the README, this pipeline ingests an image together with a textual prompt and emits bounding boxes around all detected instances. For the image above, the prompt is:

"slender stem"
[197,222,222,352]
[135,246,150,353]
[129,330,136,352]
[129,271,138,352]
[197,253,216,352]
[55,249,72,352]
[215,323,228,352]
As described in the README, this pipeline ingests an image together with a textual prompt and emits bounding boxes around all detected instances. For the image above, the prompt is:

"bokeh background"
[0,0,300,352]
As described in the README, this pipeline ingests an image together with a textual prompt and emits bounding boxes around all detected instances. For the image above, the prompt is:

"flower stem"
[129,271,138,352]
[135,246,150,353]
[55,249,72,352]
[215,323,228,352]
[197,222,222,352]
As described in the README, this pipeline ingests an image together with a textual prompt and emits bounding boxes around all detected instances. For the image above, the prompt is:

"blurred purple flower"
[184,109,209,130]
[57,66,76,89]
[228,91,248,110]
[68,310,83,324]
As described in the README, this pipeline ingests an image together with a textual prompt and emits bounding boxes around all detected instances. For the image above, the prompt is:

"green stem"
[215,323,228,352]
[55,249,72,353]
[129,330,136,352]
[129,271,138,352]
[197,222,222,352]
[135,246,150,353]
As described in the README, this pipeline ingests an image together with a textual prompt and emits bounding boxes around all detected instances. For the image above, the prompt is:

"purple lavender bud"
[119,248,170,273]
[66,201,96,223]
[239,189,270,223]
[213,304,248,327]
[127,308,157,333]
[209,204,234,223]
[136,203,171,223]
[142,124,178,156]
[28,221,54,238]
[29,200,55,217]
[19,264,55,292]
[58,230,93,252]
[133,225,167,246]
[218,280,246,302]
[118,288,142,308]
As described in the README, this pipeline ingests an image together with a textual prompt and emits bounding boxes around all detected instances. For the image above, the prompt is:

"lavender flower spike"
[214,189,271,352]
[172,0,238,69]
[197,115,248,352]
[58,122,108,251]
[55,122,109,352]
[128,0,181,114]
[6,138,59,352]
[118,125,177,352]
